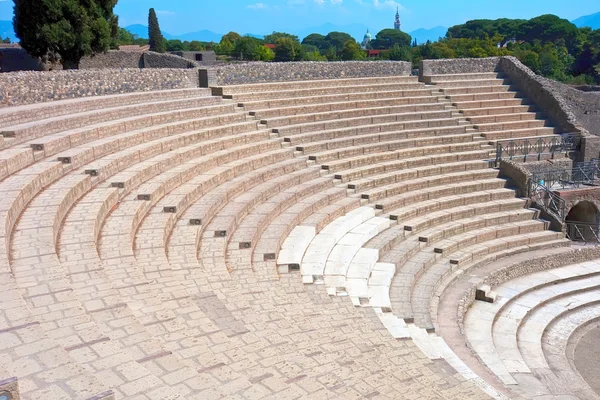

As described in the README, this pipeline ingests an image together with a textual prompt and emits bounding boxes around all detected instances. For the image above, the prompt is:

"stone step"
[0,88,210,129]
[213,75,418,95]
[422,72,503,84]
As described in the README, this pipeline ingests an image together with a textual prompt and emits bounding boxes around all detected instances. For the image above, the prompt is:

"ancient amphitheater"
[1,57,600,400]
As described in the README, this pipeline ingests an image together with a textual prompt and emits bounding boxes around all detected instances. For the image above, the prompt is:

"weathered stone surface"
[0,68,199,107]
[202,61,412,86]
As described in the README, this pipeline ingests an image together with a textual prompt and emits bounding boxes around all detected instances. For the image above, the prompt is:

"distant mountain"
[0,20,17,43]
[572,11,600,29]
[409,26,447,44]
[124,24,222,43]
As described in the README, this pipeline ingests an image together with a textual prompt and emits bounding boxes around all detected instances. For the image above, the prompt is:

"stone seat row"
[0,88,209,129]
[212,75,417,95]
[465,261,600,399]
[0,93,221,146]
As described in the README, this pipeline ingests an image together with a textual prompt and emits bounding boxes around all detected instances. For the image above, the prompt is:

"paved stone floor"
[574,324,600,397]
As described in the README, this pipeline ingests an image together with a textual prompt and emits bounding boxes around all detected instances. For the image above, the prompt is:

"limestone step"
[213,75,417,95]
[0,96,224,146]
[251,99,446,120]
[264,106,453,129]
[286,121,469,147]
[467,112,542,125]
[422,72,502,84]
[441,85,512,96]
[474,119,549,132]
[0,88,210,128]
[481,127,559,141]
[238,88,436,110]
[460,105,535,117]
[432,79,507,88]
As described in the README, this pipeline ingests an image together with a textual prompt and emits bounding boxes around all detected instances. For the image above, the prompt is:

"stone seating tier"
[0,73,572,400]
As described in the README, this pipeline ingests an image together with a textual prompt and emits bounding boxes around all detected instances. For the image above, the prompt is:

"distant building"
[361,30,372,50]
[394,7,401,30]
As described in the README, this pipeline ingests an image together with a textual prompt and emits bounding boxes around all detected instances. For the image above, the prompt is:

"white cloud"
[156,10,175,16]
[373,0,402,10]
[248,2,268,9]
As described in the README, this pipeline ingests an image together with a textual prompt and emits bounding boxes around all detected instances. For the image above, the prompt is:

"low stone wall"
[419,57,501,81]
[80,50,198,69]
[201,61,412,86]
[0,68,199,108]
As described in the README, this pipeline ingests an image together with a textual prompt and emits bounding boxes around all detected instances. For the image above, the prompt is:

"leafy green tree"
[165,39,184,51]
[117,28,135,46]
[388,44,412,61]
[222,32,242,44]
[323,46,338,61]
[302,33,327,50]
[341,40,365,61]
[148,8,166,53]
[13,0,118,68]
[256,45,275,61]
[518,15,578,52]
[324,32,354,51]
[371,29,412,49]
[233,36,263,60]
[189,41,204,51]
[274,37,303,61]
[264,32,299,43]
[215,38,235,56]
[2,37,11,44]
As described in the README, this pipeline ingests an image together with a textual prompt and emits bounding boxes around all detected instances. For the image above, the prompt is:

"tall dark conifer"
[148,8,165,53]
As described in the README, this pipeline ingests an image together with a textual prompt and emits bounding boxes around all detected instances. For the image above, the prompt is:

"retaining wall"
[79,50,199,69]
[200,61,413,86]
[0,68,199,108]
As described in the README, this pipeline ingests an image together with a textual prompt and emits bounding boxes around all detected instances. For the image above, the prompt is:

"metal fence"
[529,180,567,221]
[530,160,600,191]
[565,221,600,244]
[495,133,580,166]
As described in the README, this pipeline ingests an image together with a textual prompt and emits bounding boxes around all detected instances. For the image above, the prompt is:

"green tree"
[117,28,135,46]
[323,46,338,61]
[264,32,299,43]
[324,32,354,51]
[274,37,303,61]
[148,8,166,53]
[233,36,263,60]
[341,40,365,61]
[388,44,412,61]
[215,38,235,56]
[256,45,275,61]
[222,32,242,44]
[371,29,412,49]
[302,33,326,50]
[189,41,204,51]
[165,39,184,52]
[13,0,118,68]
[2,37,11,44]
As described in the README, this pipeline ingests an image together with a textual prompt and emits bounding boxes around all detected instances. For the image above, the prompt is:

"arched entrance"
[566,201,600,242]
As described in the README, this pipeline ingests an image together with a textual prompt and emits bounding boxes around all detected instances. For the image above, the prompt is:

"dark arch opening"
[566,201,599,242]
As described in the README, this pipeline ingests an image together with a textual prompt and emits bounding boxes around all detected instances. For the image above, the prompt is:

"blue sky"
[0,0,598,35]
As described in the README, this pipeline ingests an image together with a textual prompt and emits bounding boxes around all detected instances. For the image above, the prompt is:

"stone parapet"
[201,61,412,86]
[0,69,199,108]
[419,57,501,81]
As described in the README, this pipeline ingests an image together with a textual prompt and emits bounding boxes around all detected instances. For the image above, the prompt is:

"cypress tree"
[148,8,166,53]
[13,0,118,69]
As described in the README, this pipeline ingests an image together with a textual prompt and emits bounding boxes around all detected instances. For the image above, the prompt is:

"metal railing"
[531,160,600,190]
[529,180,567,221]
[495,133,581,166]
[565,221,600,244]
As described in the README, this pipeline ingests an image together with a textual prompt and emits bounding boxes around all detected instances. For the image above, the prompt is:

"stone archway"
[565,201,600,242]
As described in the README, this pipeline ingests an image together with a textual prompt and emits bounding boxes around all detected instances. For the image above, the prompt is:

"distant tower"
[361,29,372,50]
[394,7,401,30]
